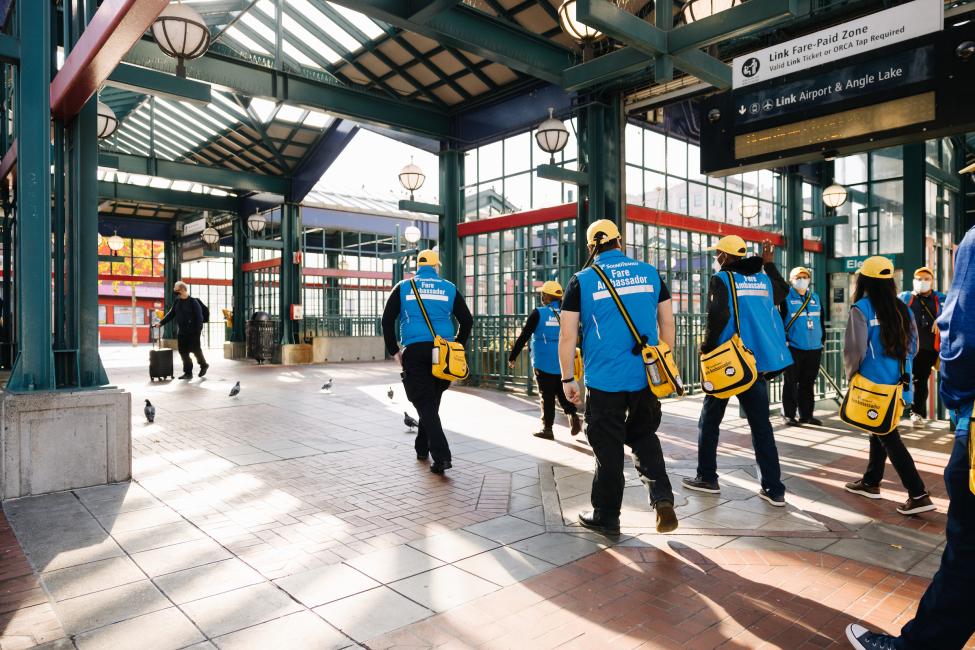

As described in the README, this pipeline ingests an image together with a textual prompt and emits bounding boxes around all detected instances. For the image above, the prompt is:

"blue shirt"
[398,266,457,346]
[853,297,916,404]
[782,287,823,351]
[572,250,662,392]
[939,225,975,415]
[716,271,792,373]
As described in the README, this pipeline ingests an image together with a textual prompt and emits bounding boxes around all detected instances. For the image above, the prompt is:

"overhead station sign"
[731,0,944,89]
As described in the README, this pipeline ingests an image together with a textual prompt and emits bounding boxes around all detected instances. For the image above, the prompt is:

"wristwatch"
[561,377,575,384]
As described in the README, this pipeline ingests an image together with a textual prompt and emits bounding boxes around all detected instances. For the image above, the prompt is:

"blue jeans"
[897,433,975,649]
[696,378,785,498]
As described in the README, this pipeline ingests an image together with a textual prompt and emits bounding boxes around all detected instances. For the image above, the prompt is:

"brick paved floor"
[0,346,967,649]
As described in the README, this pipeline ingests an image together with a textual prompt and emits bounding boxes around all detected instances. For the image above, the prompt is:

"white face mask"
[792,278,810,291]
[712,258,723,273]
[913,279,932,293]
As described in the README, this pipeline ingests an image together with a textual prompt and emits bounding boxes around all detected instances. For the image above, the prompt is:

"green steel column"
[278,202,301,345]
[8,0,54,392]
[576,92,624,267]
[72,97,108,387]
[784,167,804,273]
[438,149,463,287]
[231,216,249,342]
[902,143,926,275]
[163,231,179,339]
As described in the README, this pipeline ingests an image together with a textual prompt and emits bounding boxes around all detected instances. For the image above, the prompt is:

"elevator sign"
[732,0,943,89]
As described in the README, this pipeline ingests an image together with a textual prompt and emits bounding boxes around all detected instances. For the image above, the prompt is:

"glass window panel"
[872,180,904,255]
[688,182,706,218]
[708,188,726,222]
[644,171,665,209]
[871,146,903,180]
[533,176,564,209]
[742,171,759,197]
[835,153,868,184]
[687,144,704,182]
[943,138,955,171]
[925,139,940,167]
[726,193,742,225]
[503,132,531,176]
[666,137,686,177]
[645,130,665,171]
[464,150,477,187]
[758,170,775,201]
[98,305,107,325]
[625,123,643,166]
[504,173,530,213]
[478,140,502,182]
[667,176,687,213]
[726,173,742,192]
[626,165,644,206]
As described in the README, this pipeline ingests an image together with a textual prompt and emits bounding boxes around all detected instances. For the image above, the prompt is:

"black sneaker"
[569,414,582,436]
[430,460,452,475]
[845,480,882,499]
[533,428,554,440]
[846,623,898,650]
[784,416,800,426]
[577,511,620,536]
[682,476,721,494]
[178,372,193,380]
[758,489,786,507]
[654,501,678,533]
[198,363,209,378]
[799,416,823,426]
[896,494,936,516]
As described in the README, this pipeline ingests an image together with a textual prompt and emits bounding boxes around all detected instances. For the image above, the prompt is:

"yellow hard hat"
[538,281,563,297]
[859,256,894,279]
[416,249,439,267]
[586,219,621,246]
[913,266,934,278]
[789,266,811,280]
[708,235,748,256]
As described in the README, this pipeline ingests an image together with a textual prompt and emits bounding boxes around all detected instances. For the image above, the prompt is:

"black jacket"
[701,256,789,354]
[159,296,204,335]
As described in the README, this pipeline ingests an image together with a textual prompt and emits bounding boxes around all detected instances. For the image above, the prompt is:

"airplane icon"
[763,100,774,111]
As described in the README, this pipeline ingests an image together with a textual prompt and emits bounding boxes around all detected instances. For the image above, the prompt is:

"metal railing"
[298,316,382,343]
[467,315,849,406]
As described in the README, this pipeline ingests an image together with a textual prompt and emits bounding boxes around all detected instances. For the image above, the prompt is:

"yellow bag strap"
[409,279,437,338]
[784,291,813,332]
[725,271,743,336]
[591,264,646,351]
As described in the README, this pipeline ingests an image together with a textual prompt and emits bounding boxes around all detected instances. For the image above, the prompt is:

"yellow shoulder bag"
[699,271,757,399]
[839,362,906,435]
[549,307,584,382]
[967,401,975,496]
[591,265,684,398]
[410,280,469,382]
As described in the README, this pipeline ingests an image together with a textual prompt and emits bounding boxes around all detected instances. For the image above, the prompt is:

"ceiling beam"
[99,152,291,195]
[409,0,466,23]
[51,0,171,120]
[106,63,213,104]
[123,40,450,138]
[667,0,798,53]
[562,47,650,91]
[575,0,732,88]
[326,0,572,85]
[98,180,238,212]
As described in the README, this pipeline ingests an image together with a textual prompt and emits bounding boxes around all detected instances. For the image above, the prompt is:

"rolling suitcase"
[149,338,174,381]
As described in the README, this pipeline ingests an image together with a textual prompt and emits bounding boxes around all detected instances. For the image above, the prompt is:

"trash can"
[246,311,277,364]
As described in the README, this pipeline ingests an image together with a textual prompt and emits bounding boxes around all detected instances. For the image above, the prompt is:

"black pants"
[177,331,207,374]
[911,348,939,418]
[401,343,451,463]
[535,369,577,427]
[697,378,785,498]
[862,428,927,498]
[899,434,975,649]
[782,347,821,420]
[584,387,674,520]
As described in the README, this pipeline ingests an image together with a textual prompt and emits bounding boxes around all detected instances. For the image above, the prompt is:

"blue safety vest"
[782,287,823,351]
[574,249,661,392]
[853,297,914,404]
[531,302,562,375]
[398,266,457,346]
[716,271,791,373]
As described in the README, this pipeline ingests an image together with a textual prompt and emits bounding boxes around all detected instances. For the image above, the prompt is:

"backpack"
[195,298,210,323]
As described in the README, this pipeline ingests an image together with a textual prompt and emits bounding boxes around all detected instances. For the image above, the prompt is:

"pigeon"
[321,378,333,392]
[144,399,155,423]
[404,412,419,431]
[229,381,240,397]
[387,386,394,400]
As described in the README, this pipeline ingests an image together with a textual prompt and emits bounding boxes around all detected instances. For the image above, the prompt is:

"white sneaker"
[909,413,924,427]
